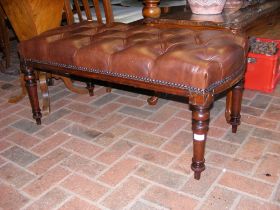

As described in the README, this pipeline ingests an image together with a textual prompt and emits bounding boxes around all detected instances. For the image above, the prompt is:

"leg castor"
[147,92,160,105]
[147,95,158,105]
[36,118,41,125]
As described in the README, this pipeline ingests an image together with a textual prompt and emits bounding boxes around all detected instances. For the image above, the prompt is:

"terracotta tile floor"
[0,22,280,210]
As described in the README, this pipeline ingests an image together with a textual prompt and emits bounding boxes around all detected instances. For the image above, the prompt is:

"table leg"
[39,72,50,115]
[229,80,244,133]
[191,104,211,180]
[23,65,42,125]
[225,90,232,123]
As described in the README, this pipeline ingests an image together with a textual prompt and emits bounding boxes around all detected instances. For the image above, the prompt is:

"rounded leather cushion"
[19,21,246,90]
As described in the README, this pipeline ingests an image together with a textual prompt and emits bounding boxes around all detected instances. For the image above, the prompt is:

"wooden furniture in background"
[0,0,64,41]
[147,0,280,34]
[63,0,117,95]
[70,0,114,24]
[0,0,94,113]
[0,5,10,70]
[143,0,280,109]
[0,0,65,113]
[142,0,161,19]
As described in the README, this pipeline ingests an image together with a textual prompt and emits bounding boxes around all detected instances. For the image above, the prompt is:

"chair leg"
[106,82,112,93]
[0,13,10,69]
[61,76,88,94]
[229,80,244,133]
[39,72,50,115]
[46,73,54,86]
[3,19,10,68]
[86,80,94,96]
[23,65,42,125]
[225,91,232,123]
[191,104,211,180]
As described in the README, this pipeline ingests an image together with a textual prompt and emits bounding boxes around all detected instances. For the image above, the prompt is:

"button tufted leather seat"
[19,21,246,92]
[19,20,247,180]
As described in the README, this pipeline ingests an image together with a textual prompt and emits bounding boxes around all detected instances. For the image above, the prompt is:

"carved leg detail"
[23,65,42,125]
[143,0,161,19]
[86,80,95,96]
[230,80,244,133]
[191,105,211,180]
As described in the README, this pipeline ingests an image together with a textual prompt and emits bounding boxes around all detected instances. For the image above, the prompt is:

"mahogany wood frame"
[22,0,245,180]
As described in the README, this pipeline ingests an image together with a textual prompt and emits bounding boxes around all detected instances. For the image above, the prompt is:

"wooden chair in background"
[69,0,143,23]
[67,0,114,24]
[0,0,65,113]
[0,4,10,71]
[0,0,99,113]
[64,0,120,94]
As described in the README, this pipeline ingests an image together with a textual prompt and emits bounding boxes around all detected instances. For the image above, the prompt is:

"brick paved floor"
[0,70,280,210]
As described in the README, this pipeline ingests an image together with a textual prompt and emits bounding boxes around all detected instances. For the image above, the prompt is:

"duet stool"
[19,21,247,179]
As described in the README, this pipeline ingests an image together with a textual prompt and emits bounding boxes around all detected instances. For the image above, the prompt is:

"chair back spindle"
[64,0,114,25]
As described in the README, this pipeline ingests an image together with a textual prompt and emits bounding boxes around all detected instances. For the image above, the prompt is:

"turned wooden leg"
[105,81,112,93]
[23,65,42,125]
[143,0,161,19]
[191,104,211,180]
[229,80,244,133]
[86,80,95,96]
[0,12,10,69]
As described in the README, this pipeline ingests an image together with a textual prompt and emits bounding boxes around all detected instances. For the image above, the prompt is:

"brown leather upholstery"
[19,21,246,92]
